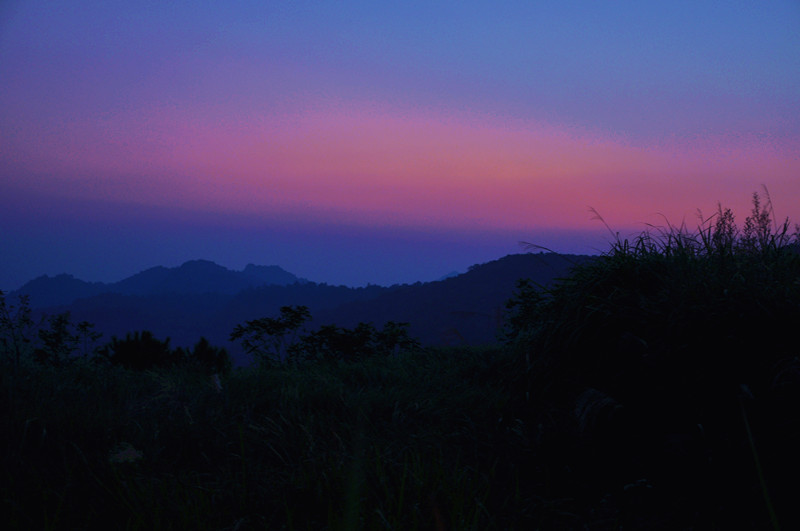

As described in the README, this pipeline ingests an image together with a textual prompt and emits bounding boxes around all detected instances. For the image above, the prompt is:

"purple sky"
[1,1,799,289]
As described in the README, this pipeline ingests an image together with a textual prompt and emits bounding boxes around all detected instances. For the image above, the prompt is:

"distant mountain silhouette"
[113,259,305,296]
[17,253,595,365]
[437,271,461,281]
[15,274,108,308]
[241,264,301,286]
[14,260,306,307]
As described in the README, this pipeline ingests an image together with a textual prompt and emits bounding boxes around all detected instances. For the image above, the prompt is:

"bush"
[179,336,232,375]
[100,330,181,370]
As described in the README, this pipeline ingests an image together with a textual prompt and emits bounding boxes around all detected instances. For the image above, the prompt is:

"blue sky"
[1,1,798,289]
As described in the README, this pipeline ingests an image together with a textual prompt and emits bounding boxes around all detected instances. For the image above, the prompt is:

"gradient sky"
[1,1,799,290]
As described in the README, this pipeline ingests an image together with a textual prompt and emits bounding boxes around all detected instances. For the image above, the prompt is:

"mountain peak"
[242,263,306,285]
[176,259,229,274]
[15,259,306,306]
[15,273,106,307]
[179,259,222,268]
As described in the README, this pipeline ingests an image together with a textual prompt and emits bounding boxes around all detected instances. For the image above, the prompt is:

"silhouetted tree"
[0,290,37,369]
[289,323,374,362]
[75,320,103,358]
[288,321,420,362]
[230,305,311,363]
[374,321,420,355]
[1,292,102,369]
[183,336,232,375]
[231,306,420,364]
[34,312,79,367]
[101,331,179,370]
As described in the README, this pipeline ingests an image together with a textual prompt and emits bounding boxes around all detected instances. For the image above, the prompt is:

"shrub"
[100,330,181,370]
[180,336,232,375]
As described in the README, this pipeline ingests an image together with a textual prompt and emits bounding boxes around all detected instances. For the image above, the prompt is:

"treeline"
[0,293,419,373]
[13,252,591,365]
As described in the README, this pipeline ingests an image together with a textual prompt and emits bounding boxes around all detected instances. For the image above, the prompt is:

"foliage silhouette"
[33,313,102,367]
[287,321,420,362]
[0,290,37,369]
[176,336,232,375]
[230,305,311,363]
[231,305,421,364]
[100,330,181,371]
[34,313,79,367]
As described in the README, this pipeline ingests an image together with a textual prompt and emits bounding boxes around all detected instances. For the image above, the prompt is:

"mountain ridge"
[14,260,307,307]
[14,253,596,365]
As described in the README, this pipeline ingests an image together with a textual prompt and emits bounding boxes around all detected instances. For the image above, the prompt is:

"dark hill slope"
[316,253,594,345]
[14,274,108,307]
[58,283,398,366]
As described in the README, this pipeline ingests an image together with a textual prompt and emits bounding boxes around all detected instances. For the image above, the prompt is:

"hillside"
[314,252,595,345]
[17,253,594,365]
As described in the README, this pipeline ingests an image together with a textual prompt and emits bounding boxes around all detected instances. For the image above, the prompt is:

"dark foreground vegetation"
[2,192,799,529]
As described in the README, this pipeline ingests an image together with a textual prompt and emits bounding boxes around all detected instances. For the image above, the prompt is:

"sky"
[1,1,799,290]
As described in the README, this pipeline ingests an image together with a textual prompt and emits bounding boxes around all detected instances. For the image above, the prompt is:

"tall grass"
[506,190,800,528]
[2,346,536,529]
